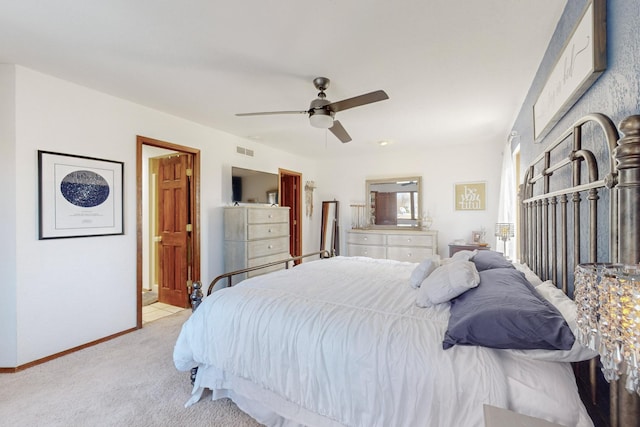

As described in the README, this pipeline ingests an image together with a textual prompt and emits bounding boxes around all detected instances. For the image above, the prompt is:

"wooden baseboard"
[0,326,138,373]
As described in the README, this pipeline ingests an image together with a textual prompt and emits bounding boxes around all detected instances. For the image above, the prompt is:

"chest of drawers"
[346,229,438,262]
[224,206,290,284]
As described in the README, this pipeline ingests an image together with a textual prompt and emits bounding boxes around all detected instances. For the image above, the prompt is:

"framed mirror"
[366,176,422,229]
[320,201,339,257]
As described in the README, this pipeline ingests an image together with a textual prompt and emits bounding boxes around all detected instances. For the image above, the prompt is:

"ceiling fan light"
[309,113,334,129]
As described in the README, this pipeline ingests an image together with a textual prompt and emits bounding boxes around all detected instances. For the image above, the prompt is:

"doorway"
[136,136,201,328]
[279,169,302,263]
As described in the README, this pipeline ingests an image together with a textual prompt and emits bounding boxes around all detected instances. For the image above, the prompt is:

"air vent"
[236,146,254,157]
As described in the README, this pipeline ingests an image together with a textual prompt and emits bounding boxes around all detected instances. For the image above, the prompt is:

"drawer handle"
[407,252,412,257]
[364,251,368,255]
[268,214,273,218]
[268,245,273,249]
[268,228,272,233]
[364,237,368,241]
[407,238,412,242]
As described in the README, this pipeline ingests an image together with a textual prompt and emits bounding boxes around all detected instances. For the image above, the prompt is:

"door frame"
[278,168,302,261]
[136,136,201,328]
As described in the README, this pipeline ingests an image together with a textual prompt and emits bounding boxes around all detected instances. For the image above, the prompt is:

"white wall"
[0,65,17,367]
[315,143,504,257]
[4,65,318,366]
[1,64,504,367]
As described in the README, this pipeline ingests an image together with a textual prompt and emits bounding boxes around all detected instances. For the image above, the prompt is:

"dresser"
[224,206,291,284]
[346,229,438,262]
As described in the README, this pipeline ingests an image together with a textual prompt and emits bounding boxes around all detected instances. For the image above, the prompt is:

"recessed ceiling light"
[377,140,393,146]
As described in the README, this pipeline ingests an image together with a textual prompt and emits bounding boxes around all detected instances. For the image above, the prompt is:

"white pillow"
[409,255,441,288]
[416,260,480,307]
[506,280,598,362]
[512,262,543,287]
[441,249,478,265]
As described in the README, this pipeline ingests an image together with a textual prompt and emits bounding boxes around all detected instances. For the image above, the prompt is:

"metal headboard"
[520,114,640,427]
[520,113,619,294]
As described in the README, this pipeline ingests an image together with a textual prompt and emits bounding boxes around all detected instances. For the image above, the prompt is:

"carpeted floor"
[0,310,263,427]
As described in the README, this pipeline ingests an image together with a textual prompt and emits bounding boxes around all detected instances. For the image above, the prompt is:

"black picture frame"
[38,150,124,239]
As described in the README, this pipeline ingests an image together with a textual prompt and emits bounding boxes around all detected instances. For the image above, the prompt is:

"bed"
[174,113,640,427]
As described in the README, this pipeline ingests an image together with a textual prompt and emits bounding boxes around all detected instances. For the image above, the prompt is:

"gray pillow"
[442,268,574,350]
[471,250,514,271]
[409,256,440,288]
[416,261,480,307]
[505,280,598,362]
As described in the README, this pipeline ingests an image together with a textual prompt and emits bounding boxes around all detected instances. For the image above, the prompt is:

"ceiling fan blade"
[329,120,352,143]
[326,90,389,113]
[236,110,307,117]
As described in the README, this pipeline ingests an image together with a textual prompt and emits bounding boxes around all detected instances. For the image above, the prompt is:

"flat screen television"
[231,167,279,204]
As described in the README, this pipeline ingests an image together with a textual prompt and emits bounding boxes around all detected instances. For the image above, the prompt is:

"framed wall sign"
[38,150,124,239]
[533,0,606,141]
[454,182,486,211]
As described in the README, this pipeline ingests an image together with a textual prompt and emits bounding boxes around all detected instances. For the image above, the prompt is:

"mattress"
[174,256,593,427]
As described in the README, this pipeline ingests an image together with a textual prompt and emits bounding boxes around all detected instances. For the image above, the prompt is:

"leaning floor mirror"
[320,201,339,257]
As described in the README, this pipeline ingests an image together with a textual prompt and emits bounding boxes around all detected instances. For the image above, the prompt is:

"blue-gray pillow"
[471,250,514,271]
[442,268,575,350]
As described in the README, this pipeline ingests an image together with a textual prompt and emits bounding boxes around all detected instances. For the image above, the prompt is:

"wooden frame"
[38,150,123,239]
[136,136,201,328]
[365,176,423,228]
[533,0,607,141]
[320,201,339,257]
[454,181,486,211]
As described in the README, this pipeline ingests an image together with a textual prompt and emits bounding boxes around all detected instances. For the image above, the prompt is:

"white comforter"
[174,256,592,427]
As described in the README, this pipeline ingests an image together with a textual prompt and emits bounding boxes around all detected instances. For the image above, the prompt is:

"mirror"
[231,167,279,204]
[366,176,422,228]
[320,201,339,256]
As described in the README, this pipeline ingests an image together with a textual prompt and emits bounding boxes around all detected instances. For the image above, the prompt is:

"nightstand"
[448,243,491,257]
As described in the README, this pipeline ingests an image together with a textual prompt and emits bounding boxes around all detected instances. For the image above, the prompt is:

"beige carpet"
[0,310,263,427]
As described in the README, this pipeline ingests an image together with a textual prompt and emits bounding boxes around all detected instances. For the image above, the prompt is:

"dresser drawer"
[248,236,289,259]
[347,232,385,245]
[387,234,434,247]
[347,244,386,259]
[387,246,434,262]
[247,223,289,240]
[247,252,290,277]
[248,208,289,224]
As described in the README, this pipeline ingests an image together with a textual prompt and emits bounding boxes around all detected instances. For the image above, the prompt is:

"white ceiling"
[0,0,566,158]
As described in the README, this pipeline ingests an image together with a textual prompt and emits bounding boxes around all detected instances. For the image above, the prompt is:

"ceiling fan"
[235,77,389,143]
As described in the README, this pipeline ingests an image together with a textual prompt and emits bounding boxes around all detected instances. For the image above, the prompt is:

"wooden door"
[157,154,192,308]
[375,192,397,225]
[279,169,302,263]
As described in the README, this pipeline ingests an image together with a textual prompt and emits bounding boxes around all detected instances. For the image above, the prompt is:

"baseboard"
[0,326,138,373]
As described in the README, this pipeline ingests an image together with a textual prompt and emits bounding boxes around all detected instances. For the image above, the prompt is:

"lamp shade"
[574,263,640,395]
[309,111,334,129]
[495,223,514,240]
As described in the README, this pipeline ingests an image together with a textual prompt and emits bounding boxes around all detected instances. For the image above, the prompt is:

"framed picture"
[471,230,483,244]
[533,0,606,140]
[38,150,124,239]
[454,182,486,211]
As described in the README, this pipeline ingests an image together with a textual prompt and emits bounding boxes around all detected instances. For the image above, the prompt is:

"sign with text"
[533,0,606,140]
[455,182,486,211]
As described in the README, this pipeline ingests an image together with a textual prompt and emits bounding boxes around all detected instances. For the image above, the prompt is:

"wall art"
[533,0,606,140]
[454,182,486,211]
[38,150,124,239]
